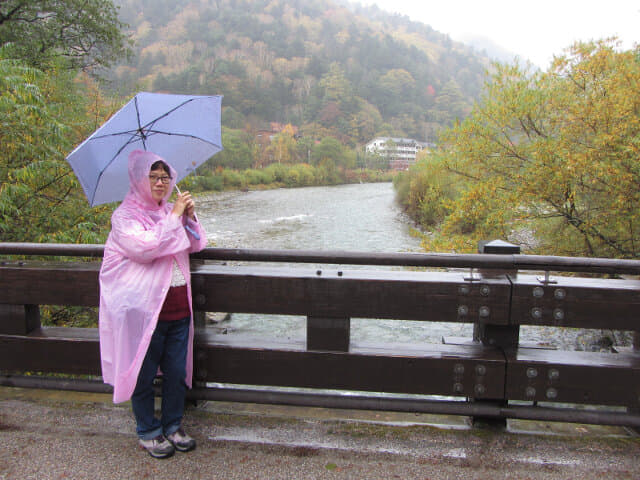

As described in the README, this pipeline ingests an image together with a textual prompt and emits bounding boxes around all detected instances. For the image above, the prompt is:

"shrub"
[222,169,244,188]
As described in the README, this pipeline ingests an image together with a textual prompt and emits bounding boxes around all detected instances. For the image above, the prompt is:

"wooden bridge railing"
[1,240,640,427]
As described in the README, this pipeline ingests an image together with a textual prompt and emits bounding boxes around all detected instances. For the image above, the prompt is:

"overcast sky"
[356,0,639,69]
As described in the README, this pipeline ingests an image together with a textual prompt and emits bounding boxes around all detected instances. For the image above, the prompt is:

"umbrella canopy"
[66,92,223,206]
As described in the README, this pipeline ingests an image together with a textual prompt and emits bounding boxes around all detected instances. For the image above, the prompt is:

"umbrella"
[66,91,223,207]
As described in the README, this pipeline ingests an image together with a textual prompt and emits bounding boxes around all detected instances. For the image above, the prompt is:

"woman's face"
[149,166,171,204]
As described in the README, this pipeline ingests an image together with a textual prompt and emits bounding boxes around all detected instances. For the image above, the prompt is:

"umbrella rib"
[112,133,149,158]
[86,99,198,142]
[90,133,146,205]
[89,129,221,148]
[141,99,197,133]
[135,95,147,150]
[141,97,221,134]
[143,129,222,149]
[86,130,146,141]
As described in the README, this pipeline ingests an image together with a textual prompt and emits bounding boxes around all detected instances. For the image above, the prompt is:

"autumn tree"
[394,152,463,226]
[0,0,132,246]
[267,124,298,164]
[405,39,640,258]
[0,0,130,70]
[0,50,114,244]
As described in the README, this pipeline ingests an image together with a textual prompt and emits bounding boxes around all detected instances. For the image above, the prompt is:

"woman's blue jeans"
[131,317,190,440]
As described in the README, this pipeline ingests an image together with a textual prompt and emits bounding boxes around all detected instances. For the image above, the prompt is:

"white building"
[365,137,432,170]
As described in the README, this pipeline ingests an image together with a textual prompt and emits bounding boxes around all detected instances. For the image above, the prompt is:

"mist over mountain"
[111,0,493,144]
[455,33,521,66]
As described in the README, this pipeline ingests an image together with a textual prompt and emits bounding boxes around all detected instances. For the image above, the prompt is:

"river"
[197,182,422,252]
[196,183,623,351]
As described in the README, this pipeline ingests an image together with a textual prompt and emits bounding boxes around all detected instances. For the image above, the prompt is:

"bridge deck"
[1,386,638,479]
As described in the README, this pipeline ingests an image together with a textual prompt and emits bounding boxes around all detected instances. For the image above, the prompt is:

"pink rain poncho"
[99,150,207,403]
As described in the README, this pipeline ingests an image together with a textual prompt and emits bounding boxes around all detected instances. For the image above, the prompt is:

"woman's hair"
[150,160,170,175]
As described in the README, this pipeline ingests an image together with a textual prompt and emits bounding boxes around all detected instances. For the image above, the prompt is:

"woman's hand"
[172,191,195,219]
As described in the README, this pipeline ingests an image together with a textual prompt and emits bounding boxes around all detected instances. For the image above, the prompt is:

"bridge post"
[0,304,40,335]
[307,317,350,352]
[630,321,640,424]
[471,239,520,428]
[473,240,520,349]
[190,259,206,329]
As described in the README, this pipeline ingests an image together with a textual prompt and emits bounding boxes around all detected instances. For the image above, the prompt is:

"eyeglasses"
[149,175,172,185]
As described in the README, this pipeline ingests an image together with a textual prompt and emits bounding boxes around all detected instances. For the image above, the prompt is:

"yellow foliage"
[165,8,200,41]
[403,39,640,258]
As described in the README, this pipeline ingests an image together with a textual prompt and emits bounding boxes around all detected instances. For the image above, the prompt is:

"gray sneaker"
[166,428,196,452]
[139,434,175,458]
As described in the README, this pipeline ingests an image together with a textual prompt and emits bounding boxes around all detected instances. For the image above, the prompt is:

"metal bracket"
[536,271,557,285]
[463,268,481,282]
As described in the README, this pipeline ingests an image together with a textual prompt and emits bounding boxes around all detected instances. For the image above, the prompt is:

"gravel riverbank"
[1,387,639,479]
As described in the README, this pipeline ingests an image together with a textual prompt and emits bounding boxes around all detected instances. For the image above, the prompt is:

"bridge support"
[0,304,40,335]
[307,316,350,352]
[629,324,640,429]
[471,240,521,428]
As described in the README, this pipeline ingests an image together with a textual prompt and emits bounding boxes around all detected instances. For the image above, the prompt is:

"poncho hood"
[125,149,178,210]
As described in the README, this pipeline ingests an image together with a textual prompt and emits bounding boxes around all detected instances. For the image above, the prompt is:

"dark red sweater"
[158,285,190,321]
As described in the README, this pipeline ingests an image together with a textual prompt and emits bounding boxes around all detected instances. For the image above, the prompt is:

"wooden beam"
[0,328,101,375]
[506,347,640,407]
[194,332,505,399]
[510,274,640,330]
[191,265,511,323]
[0,262,100,306]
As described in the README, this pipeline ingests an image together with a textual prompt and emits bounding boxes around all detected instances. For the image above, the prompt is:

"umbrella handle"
[184,224,200,240]
[174,184,201,240]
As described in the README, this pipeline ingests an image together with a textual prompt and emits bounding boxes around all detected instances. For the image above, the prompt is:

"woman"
[99,149,207,458]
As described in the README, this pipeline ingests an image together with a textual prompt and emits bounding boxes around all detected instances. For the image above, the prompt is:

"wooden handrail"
[2,242,640,275]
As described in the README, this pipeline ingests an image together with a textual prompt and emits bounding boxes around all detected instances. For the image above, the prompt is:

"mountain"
[110,0,492,144]
[455,33,520,65]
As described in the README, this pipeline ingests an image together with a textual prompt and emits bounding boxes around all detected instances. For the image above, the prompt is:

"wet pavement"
[1,386,639,479]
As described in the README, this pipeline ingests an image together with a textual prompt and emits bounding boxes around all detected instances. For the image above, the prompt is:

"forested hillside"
[110,0,490,145]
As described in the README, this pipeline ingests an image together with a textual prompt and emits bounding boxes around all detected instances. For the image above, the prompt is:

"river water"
[198,182,422,252]
[196,183,621,351]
